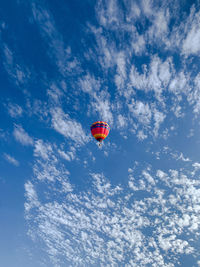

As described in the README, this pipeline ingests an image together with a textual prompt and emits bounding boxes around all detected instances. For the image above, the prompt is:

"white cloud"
[51,108,88,145]
[96,0,123,29]
[182,26,200,55]
[193,162,200,169]
[131,33,146,55]
[79,73,101,94]
[141,0,154,18]
[117,114,127,128]
[128,100,152,125]
[0,21,6,30]
[2,44,30,86]
[129,56,173,103]
[182,8,200,56]
[79,74,113,124]
[91,97,113,124]
[187,73,200,114]
[86,24,118,71]
[24,181,40,214]
[47,83,64,104]
[153,109,165,137]
[13,124,34,146]
[7,103,23,118]
[114,51,127,91]
[0,129,6,140]
[33,140,72,191]
[34,140,53,160]
[147,9,170,45]
[142,170,155,185]
[168,71,188,95]
[178,153,190,162]
[58,148,75,162]
[58,149,71,161]
[126,1,141,20]
[4,153,19,166]
[137,130,147,140]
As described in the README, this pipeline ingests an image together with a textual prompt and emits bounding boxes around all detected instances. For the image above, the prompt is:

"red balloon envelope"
[90,121,110,143]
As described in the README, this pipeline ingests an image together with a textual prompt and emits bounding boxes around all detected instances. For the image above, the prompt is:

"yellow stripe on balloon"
[93,133,107,139]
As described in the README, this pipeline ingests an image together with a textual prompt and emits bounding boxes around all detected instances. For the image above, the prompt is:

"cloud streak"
[13,124,34,146]
[4,153,19,166]
[51,108,89,145]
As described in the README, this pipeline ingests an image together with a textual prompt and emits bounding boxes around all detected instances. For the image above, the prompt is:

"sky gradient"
[1,0,200,266]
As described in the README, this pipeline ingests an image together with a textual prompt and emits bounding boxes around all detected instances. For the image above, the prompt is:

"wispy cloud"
[0,128,6,140]
[2,44,30,87]
[177,153,191,162]
[181,7,200,56]
[58,148,75,162]
[96,0,123,29]
[31,1,80,76]
[24,181,40,215]
[137,130,147,140]
[129,56,173,101]
[128,100,152,125]
[7,103,23,118]
[153,108,165,137]
[34,139,53,160]
[4,153,19,166]
[79,73,113,124]
[51,108,89,145]
[117,114,127,129]
[13,124,34,146]
[32,140,72,197]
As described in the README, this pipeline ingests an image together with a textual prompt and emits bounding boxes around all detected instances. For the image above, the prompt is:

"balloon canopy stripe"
[90,125,110,130]
[91,127,109,136]
[91,121,109,126]
[93,133,107,140]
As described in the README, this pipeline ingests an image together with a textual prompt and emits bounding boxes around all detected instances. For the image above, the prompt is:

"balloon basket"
[98,142,102,148]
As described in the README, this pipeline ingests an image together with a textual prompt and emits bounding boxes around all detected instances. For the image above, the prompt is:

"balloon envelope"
[90,121,110,142]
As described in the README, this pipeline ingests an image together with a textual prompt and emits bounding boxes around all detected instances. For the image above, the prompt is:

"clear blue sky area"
[1,0,200,266]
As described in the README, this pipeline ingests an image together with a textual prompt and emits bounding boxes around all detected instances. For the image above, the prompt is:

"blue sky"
[1,0,200,266]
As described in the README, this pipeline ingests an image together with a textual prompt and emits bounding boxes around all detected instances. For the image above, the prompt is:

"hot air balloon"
[90,121,110,147]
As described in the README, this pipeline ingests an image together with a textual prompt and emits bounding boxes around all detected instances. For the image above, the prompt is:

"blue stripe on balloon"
[90,125,110,130]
